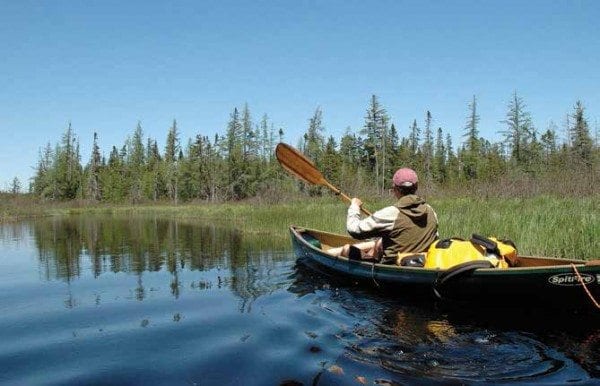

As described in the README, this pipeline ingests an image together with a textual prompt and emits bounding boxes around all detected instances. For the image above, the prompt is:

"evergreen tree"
[164,119,180,203]
[86,132,102,201]
[338,129,358,183]
[383,123,399,174]
[434,127,446,182]
[361,95,389,193]
[241,103,258,163]
[422,111,434,180]
[54,122,82,199]
[479,140,506,179]
[321,136,341,183]
[461,95,481,179]
[524,130,543,174]
[305,106,325,163]
[464,95,480,153]
[388,123,399,155]
[102,145,126,201]
[32,142,55,199]
[300,107,326,196]
[406,119,423,171]
[541,122,558,160]
[445,133,458,181]
[144,138,162,201]
[339,129,359,166]
[501,91,533,166]
[128,122,145,202]
[409,119,420,155]
[209,134,226,201]
[570,101,593,166]
[10,177,21,195]
[226,108,244,199]
[259,114,271,161]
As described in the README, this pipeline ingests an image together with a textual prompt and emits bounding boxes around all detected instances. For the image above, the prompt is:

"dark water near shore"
[0,215,598,385]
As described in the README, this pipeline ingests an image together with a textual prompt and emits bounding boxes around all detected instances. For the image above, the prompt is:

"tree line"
[28,94,598,202]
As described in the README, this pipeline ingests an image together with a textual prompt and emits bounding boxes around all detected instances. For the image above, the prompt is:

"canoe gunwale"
[290,225,590,274]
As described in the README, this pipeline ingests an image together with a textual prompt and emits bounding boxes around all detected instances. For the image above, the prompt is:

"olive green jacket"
[346,194,439,259]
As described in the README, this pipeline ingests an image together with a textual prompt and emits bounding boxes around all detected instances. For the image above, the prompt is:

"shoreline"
[1,195,597,260]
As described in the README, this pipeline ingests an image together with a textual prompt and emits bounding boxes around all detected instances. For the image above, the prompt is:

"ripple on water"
[333,311,595,385]
[2,217,599,386]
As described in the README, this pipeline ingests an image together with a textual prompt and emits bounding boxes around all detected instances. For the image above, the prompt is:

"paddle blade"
[275,143,325,185]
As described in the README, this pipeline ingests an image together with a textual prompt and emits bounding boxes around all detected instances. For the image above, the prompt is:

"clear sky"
[1,0,598,190]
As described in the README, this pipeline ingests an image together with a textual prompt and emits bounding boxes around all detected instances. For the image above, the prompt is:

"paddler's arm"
[346,198,398,240]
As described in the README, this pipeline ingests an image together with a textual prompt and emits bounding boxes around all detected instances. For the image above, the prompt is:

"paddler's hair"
[394,184,418,196]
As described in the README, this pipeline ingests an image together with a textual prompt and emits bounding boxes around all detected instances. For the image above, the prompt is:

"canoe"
[290,226,600,311]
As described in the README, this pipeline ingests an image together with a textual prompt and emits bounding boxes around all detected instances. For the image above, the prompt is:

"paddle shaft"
[321,180,371,216]
[275,143,372,216]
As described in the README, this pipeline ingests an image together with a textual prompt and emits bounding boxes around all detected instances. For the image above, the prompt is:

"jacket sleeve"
[346,204,399,239]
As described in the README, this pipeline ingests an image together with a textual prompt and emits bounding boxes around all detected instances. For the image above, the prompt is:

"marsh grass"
[431,196,598,260]
[2,194,597,259]
[0,193,46,221]
[56,195,598,260]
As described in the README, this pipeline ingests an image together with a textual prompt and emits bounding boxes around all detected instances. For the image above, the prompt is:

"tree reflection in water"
[30,215,291,308]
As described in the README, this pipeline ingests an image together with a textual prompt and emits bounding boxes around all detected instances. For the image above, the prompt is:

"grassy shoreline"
[1,194,598,259]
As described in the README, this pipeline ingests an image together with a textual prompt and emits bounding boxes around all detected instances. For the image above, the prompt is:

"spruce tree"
[128,122,145,202]
[322,136,341,183]
[570,101,593,166]
[361,95,389,193]
[462,95,481,179]
[422,111,434,180]
[32,143,55,199]
[54,122,82,199]
[541,126,557,161]
[226,108,244,199]
[86,132,102,201]
[164,119,180,203]
[409,119,420,156]
[305,106,325,163]
[501,91,533,166]
[434,127,446,183]
[10,177,21,195]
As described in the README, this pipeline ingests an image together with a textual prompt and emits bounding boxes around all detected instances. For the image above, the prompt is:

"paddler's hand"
[351,198,363,208]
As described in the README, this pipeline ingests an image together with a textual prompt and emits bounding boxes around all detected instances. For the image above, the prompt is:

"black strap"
[471,234,500,256]
[433,260,494,300]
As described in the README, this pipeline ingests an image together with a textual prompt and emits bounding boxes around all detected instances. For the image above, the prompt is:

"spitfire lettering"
[548,273,595,286]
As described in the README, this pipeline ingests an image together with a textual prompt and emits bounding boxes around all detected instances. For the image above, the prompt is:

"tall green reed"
[4,194,598,260]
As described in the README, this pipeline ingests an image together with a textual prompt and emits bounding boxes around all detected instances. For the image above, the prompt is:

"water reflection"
[0,221,31,247]
[1,217,598,384]
[288,263,600,384]
[27,215,291,305]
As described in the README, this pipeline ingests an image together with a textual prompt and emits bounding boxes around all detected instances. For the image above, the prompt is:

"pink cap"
[392,168,418,187]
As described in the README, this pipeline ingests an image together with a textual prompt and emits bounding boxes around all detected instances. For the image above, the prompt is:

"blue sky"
[1,0,598,189]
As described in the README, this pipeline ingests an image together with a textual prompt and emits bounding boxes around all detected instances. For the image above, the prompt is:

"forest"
[24,93,598,203]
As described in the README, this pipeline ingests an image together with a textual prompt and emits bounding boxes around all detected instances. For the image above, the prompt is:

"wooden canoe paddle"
[275,142,371,216]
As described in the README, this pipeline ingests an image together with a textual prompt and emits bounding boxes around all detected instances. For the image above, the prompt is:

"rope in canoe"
[571,263,600,310]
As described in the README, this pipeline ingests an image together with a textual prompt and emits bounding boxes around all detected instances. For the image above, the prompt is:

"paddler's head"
[392,168,418,197]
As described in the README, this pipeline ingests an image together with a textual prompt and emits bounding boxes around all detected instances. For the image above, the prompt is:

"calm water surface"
[0,215,598,385]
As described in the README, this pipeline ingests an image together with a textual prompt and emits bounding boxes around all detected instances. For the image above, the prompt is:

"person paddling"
[336,168,439,263]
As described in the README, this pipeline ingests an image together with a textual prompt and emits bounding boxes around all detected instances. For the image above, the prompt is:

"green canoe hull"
[290,226,600,311]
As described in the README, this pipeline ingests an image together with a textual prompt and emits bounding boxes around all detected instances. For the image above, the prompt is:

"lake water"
[0,215,598,385]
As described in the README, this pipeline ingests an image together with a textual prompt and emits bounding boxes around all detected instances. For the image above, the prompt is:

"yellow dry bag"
[424,234,517,269]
